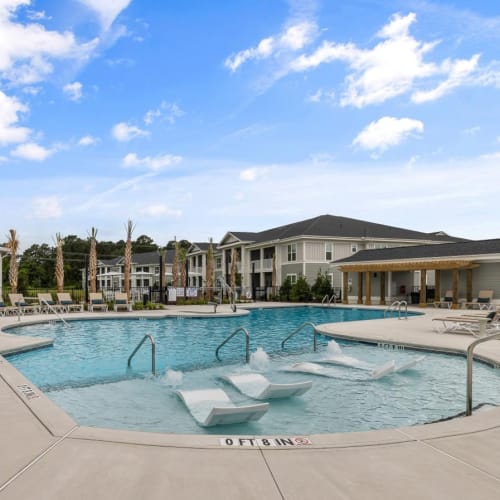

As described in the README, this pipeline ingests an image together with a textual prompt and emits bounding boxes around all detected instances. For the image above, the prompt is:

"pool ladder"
[384,300,408,320]
[321,294,337,307]
[128,334,156,375]
[215,327,250,363]
[281,322,319,352]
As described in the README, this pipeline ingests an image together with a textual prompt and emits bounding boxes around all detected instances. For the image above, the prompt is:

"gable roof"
[223,214,464,246]
[333,238,500,265]
[97,249,175,267]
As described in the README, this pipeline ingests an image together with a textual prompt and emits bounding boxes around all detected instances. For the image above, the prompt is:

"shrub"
[290,276,312,302]
[311,270,333,301]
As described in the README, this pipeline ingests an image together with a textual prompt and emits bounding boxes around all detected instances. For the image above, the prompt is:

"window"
[287,274,297,285]
[287,243,297,262]
[144,279,149,286]
[216,257,222,269]
[351,245,357,253]
[143,266,149,273]
[325,242,333,261]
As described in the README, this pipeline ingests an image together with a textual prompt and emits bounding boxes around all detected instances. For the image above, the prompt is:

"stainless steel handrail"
[215,327,250,363]
[41,299,70,327]
[321,295,328,305]
[127,334,156,375]
[466,329,500,416]
[281,321,318,352]
[384,300,408,320]
[218,276,237,312]
[328,294,337,306]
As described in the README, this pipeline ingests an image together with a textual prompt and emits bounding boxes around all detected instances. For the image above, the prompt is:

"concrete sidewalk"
[1,306,500,499]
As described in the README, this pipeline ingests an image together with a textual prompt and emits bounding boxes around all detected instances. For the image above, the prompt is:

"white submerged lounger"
[285,361,396,380]
[222,373,312,400]
[176,388,269,427]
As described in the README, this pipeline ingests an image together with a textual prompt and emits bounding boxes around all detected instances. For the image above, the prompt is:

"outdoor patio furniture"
[8,294,40,315]
[88,292,108,312]
[113,292,132,312]
[463,290,494,310]
[56,293,84,312]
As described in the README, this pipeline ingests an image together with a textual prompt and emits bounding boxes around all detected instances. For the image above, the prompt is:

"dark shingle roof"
[334,239,500,264]
[228,214,464,245]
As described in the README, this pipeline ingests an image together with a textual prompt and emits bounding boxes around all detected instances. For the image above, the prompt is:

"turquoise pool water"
[5,307,500,435]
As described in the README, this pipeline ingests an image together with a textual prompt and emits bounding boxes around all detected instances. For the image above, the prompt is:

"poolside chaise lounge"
[37,293,65,314]
[88,292,108,312]
[56,293,83,312]
[0,301,17,316]
[222,373,312,400]
[463,290,494,310]
[176,388,269,427]
[432,311,500,337]
[114,292,132,312]
[433,290,454,309]
[8,293,40,315]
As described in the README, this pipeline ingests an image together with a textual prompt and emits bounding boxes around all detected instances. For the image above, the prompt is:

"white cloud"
[11,142,56,161]
[353,116,424,155]
[239,167,269,181]
[112,122,150,141]
[122,152,182,171]
[463,126,481,136]
[26,10,51,21]
[306,88,335,103]
[0,90,31,145]
[143,101,185,125]
[63,81,83,101]
[480,152,500,160]
[0,155,8,163]
[225,20,318,72]
[78,0,132,32]
[0,1,98,86]
[288,12,486,108]
[32,195,62,218]
[138,204,182,217]
[78,135,99,146]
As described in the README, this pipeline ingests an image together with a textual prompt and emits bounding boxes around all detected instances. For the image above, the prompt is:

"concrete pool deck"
[1,304,500,499]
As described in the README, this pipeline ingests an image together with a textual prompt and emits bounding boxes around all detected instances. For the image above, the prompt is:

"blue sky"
[1,0,499,249]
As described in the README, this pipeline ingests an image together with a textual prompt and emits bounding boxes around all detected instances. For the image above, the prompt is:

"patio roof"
[337,259,479,272]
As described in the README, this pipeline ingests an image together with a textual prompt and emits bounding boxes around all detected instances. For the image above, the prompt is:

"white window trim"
[287,243,297,262]
[287,273,297,285]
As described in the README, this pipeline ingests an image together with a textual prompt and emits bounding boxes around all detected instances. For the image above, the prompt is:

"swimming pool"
[5,306,500,435]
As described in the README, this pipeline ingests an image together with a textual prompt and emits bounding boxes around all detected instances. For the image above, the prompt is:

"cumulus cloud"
[0,1,98,86]
[11,142,56,161]
[307,88,335,103]
[112,122,150,141]
[239,167,269,181]
[138,203,182,217]
[353,116,424,156]
[78,0,132,32]
[289,12,483,107]
[225,20,318,72]
[32,195,62,218]
[0,90,31,145]
[63,81,83,101]
[122,152,182,171]
[463,126,480,136]
[78,135,99,146]
[143,101,185,125]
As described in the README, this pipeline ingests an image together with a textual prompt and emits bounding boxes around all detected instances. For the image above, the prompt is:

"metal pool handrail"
[466,329,500,416]
[40,299,70,327]
[281,322,318,352]
[215,326,250,363]
[384,300,408,320]
[128,334,156,375]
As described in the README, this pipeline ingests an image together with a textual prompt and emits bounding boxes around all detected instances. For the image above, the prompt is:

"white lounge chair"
[88,292,108,312]
[463,290,494,310]
[285,360,396,380]
[114,292,132,312]
[433,290,454,309]
[38,293,65,314]
[176,388,269,427]
[432,312,500,337]
[8,293,40,315]
[56,293,83,312]
[222,373,312,400]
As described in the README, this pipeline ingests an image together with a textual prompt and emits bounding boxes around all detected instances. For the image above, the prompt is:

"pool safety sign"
[220,437,312,447]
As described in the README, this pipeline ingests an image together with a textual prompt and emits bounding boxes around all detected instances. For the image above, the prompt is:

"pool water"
[5,307,500,435]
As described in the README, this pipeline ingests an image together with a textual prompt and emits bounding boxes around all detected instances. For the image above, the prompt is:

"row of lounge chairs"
[432,310,500,337]
[434,290,494,310]
[0,292,133,316]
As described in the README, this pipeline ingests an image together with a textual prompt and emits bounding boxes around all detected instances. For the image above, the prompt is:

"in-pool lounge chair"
[88,292,108,312]
[222,373,312,400]
[56,293,83,312]
[38,293,65,314]
[114,292,132,312]
[176,388,269,427]
[463,290,494,310]
[433,290,454,309]
[8,293,40,315]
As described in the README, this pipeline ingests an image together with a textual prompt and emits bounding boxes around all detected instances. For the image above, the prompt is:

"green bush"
[311,270,333,301]
[290,276,312,302]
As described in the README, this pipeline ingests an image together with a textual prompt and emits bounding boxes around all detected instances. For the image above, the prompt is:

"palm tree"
[124,219,135,298]
[7,229,19,294]
[55,233,64,293]
[230,248,238,291]
[205,238,214,301]
[172,238,179,287]
[179,246,187,292]
[88,227,98,294]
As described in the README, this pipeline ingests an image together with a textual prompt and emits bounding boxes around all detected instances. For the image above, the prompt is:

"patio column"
[452,269,459,309]
[342,272,349,304]
[365,271,372,305]
[357,272,363,305]
[380,272,386,305]
[419,269,427,307]
[466,268,473,303]
[435,269,441,304]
